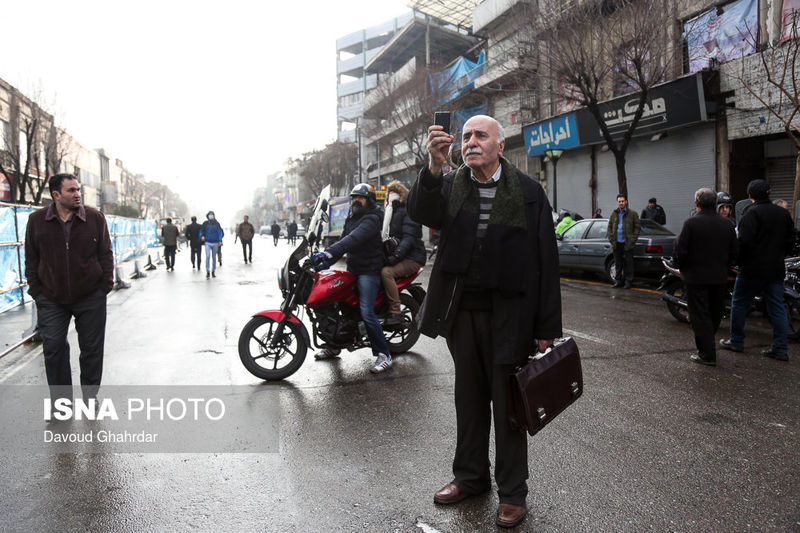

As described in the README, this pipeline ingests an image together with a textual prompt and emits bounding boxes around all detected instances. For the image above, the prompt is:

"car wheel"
[604,258,617,283]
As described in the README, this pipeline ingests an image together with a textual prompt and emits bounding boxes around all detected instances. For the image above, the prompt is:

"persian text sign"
[523,114,580,156]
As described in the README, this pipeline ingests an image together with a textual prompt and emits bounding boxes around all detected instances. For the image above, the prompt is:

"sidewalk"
[0,247,165,358]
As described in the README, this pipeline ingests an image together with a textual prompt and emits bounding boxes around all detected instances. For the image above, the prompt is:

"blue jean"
[729,277,788,355]
[205,242,219,273]
[357,274,390,357]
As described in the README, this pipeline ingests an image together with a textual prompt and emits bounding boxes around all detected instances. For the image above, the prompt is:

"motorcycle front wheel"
[786,298,800,340]
[664,279,690,323]
[238,316,308,380]
[385,293,421,354]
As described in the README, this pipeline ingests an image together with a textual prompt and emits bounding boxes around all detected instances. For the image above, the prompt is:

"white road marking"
[563,328,612,345]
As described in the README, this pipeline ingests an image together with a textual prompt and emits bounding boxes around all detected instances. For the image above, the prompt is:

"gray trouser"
[446,308,528,505]
[36,289,107,398]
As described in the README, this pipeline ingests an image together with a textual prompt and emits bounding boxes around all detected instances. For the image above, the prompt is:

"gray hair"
[695,188,716,209]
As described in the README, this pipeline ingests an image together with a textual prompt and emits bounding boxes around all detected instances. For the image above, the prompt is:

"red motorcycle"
[238,193,425,381]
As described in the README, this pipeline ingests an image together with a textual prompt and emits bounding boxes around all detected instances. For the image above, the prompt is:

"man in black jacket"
[312,184,392,373]
[674,188,738,366]
[721,179,795,361]
[184,216,203,269]
[407,115,562,528]
[641,197,666,225]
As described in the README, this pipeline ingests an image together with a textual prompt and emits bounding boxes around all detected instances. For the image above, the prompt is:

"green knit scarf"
[447,156,527,231]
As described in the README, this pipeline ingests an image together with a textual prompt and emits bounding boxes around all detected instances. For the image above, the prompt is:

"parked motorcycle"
[238,186,426,381]
[658,256,800,339]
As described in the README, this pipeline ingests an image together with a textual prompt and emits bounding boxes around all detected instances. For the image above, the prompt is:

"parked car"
[259,225,270,236]
[556,218,675,281]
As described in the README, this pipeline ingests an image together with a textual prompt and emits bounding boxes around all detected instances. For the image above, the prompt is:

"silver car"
[557,218,675,281]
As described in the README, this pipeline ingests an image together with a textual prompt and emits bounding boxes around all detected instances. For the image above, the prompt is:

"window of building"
[338,93,363,108]
[0,119,9,151]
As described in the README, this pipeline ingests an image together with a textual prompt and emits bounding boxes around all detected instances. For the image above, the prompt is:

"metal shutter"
[595,123,715,234]
[546,146,593,216]
[765,157,796,203]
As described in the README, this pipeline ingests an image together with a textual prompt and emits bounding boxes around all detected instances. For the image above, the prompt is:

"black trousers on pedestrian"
[35,289,107,398]
[190,243,202,268]
[273,235,279,246]
[164,245,177,269]
[687,283,726,361]
[241,239,252,262]
[613,242,635,283]
[445,309,528,505]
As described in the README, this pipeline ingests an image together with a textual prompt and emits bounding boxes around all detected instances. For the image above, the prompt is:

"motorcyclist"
[380,180,427,329]
[717,191,735,226]
[311,184,393,373]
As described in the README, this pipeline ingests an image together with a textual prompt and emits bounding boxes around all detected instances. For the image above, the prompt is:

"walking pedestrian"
[288,220,298,245]
[185,216,203,270]
[407,114,562,528]
[721,179,795,361]
[235,215,255,263]
[161,218,179,271]
[200,210,224,279]
[606,194,641,288]
[674,188,738,366]
[24,173,114,400]
[271,221,280,247]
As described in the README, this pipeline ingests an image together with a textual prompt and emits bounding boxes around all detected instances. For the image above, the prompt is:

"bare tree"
[0,91,73,204]
[296,140,357,196]
[363,63,442,173]
[532,0,682,195]
[734,11,800,216]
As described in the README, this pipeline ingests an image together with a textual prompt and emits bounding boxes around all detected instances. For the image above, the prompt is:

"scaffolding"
[408,0,481,29]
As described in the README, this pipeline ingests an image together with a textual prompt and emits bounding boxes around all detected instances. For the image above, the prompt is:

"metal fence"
[0,202,157,314]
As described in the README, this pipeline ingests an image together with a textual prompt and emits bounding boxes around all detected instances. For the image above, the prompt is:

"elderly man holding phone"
[407,113,562,528]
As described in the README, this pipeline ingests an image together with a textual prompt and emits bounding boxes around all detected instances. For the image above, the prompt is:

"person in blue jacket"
[200,210,224,279]
[311,184,392,374]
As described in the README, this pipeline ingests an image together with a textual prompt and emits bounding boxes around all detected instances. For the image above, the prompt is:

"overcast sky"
[0,0,410,222]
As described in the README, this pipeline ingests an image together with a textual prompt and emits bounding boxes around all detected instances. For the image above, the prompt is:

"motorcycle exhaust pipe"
[660,293,688,308]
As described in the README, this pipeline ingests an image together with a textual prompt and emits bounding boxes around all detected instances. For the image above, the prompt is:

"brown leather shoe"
[433,483,471,505]
[496,503,527,528]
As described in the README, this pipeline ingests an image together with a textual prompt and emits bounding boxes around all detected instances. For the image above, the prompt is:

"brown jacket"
[25,204,114,304]
[236,221,255,241]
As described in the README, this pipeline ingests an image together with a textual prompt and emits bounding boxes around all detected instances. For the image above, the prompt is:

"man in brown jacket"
[25,173,114,399]
[235,215,255,264]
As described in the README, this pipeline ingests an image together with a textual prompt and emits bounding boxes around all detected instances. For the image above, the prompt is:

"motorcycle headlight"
[277,268,285,292]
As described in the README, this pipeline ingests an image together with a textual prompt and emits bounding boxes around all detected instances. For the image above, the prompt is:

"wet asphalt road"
[0,236,798,532]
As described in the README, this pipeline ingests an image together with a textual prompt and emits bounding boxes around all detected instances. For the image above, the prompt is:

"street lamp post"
[544,149,564,211]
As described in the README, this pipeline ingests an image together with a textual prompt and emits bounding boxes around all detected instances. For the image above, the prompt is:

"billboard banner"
[573,74,706,145]
[683,0,758,73]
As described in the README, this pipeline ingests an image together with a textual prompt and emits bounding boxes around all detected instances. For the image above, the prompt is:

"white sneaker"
[370,353,392,373]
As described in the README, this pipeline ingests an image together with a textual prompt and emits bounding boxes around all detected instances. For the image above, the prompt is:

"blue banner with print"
[523,114,580,156]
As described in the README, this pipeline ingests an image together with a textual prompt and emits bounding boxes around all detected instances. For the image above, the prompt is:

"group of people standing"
[675,180,794,366]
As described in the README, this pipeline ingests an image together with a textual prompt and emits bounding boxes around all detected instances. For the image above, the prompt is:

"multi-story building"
[336,12,414,183]
[362,0,799,233]
[360,10,481,187]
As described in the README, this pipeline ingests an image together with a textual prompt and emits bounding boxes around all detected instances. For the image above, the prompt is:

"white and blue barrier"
[0,202,157,315]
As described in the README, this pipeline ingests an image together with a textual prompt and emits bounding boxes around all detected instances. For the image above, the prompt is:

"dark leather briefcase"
[507,337,583,436]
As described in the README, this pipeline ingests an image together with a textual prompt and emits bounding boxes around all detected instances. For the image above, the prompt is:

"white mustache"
[464,148,482,156]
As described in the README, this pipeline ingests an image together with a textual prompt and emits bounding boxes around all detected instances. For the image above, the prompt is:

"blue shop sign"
[523,114,579,156]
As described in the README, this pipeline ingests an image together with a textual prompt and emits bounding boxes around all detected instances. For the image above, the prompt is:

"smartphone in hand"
[434,111,451,134]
